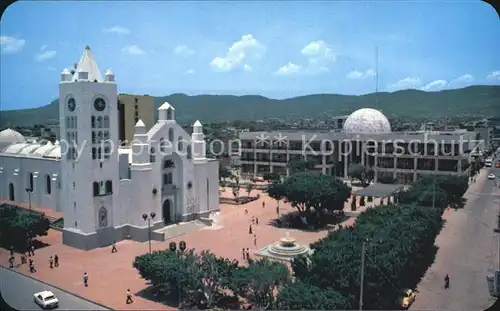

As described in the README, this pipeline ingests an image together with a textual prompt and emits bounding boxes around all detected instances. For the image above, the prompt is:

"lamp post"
[25,187,33,214]
[359,238,383,311]
[142,212,156,254]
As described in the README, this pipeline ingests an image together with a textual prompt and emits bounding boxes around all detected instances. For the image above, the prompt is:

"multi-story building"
[117,94,155,145]
[239,108,477,184]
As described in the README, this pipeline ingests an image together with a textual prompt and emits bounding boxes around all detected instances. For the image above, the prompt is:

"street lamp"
[142,212,156,254]
[25,187,33,214]
[359,238,383,311]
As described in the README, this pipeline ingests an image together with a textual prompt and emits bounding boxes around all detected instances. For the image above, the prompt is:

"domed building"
[0,128,26,151]
[343,108,391,134]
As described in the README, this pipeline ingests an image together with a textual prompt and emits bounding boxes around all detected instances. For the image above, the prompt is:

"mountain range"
[1,85,499,127]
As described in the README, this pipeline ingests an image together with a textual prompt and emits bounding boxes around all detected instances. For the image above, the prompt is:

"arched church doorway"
[9,183,14,201]
[162,199,172,225]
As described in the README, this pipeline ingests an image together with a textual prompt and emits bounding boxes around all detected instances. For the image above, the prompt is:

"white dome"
[0,128,25,144]
[343,108,391,134]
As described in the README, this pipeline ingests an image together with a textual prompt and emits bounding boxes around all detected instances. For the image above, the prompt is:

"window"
[177,136,183,151]
[74,116,78,128]
[167,108,172,120]
[92,147,97,159]
[103,131,109,140]
[29,173,34,190]
[163,172,173,185]
[105,180,112,194]
[91,116,96,128]
[103,116,109,128]
[135,117,139,123]
[135,110,139,117]
[168,128,174,142]
[134,97,138,103]
[92,131,96,144]
[46,175,51,194]
[97,131,103,142]
[75,131,78,144]
[93,182,100,196]
[97,116,102,128]
[98,147,102,159]
[150,147,156,163]
[66,117,70,129]
[163,159,175,169]
[160,137,166,152]
[187,145,192,159]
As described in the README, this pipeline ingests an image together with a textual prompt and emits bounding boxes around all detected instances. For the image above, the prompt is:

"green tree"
[231,258,291,309]
[378,175,397,184]
[219,165,232,182]
[276,281,350,310]
[194,250,238,308]
[348,164,374,187]
[267,181,286,202]
[280,172,351,225]
[287,159,316,174]
[262,172,280,182]
[0,205,50,250]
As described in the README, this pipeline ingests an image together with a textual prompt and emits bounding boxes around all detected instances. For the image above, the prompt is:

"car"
[400,289,416,309]
[488,173,496,180]
[34,291,59,309]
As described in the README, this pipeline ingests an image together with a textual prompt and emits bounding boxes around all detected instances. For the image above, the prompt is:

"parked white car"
[34,291,59,309]
[488,173,496,180]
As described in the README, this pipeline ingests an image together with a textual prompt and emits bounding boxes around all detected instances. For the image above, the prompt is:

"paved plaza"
[0,189,377,310]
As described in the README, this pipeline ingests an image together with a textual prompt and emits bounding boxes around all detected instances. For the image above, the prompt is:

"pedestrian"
[244,208,248,215]
[245,248,250,260]
[8,256,14,268]
[54,254,59,267]
[126,289,133,304]
[255,217,259,225]
[253,234,257,246]
[262,201,265,208]
[83,272,89,287]
[9,246,14,257]
[248,224,253,234]
[30,245,35,256]
[242,248,246,260]
[49,256,53,269]
[21,253,27,264]
[111,241,118,253]
[251,216,255,224]
[29,259,36,273]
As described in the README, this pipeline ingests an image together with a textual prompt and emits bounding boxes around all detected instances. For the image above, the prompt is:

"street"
[0,267,109,310]
[410,166,500,310]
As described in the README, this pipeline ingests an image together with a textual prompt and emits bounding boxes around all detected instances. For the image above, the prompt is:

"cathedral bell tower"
[59,45,120,249]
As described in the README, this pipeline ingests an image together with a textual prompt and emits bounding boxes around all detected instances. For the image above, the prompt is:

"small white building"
[0,46,219,250]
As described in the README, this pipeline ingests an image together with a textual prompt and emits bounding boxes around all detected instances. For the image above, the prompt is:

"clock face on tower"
[67,98,76,112]
[93,98,106,112]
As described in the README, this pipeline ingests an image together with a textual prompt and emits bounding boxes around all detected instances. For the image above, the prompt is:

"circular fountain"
[264,232,311,260]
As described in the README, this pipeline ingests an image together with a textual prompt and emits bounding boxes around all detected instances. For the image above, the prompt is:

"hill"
[1,85,499,127]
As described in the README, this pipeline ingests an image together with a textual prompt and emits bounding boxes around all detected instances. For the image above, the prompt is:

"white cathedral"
[0,46,220,250]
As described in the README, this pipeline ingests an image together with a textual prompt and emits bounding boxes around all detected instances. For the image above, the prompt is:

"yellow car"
[400,289,416,309]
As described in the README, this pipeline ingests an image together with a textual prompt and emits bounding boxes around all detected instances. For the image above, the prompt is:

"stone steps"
[157,220,207,240]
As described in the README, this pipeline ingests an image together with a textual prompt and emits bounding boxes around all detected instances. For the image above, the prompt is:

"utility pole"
[359,241,366,311]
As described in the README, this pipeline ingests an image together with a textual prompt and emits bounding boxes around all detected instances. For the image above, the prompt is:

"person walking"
[248,224,253,235]
[9,246,14,257]
[126,289,133,304]
[49,256,54,269]
[242,248,246,260]
[262,201,265,208]
[111,241,118,253]
[54,254,59,267]
[30,245,35,256]
[245,248,250,261]
[253,234,257,246]
[255,217,259,225]
[21,253,27,264]
[444,274,450,289]
[83,272,89,287]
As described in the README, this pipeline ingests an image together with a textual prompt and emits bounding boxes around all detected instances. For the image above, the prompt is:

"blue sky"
[1,0,499,110]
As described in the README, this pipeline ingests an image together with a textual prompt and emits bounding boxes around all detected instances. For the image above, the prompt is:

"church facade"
[0,46,219,250]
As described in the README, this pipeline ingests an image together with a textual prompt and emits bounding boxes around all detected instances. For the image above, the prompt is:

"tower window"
[105,180,112,194]
[92,147,97,159]
[177,136,183,151]
[98,131,103,142]
[46,175,51,194]
[135,110,139,117]
[98,147,102,159]
[167,108,172,120]
[135,117,139,123]
[91,116,96,128]
[150,147,156,163]
[168,128,174,142]
[93,182,100,196]
[28,173,34,190]
[66,117,70,129]
[160,137,166,152]
[103,131,109,140]
[103,116,109,128]
[187,145,192,159]
[92,131,96,144]
[97,116,102,128]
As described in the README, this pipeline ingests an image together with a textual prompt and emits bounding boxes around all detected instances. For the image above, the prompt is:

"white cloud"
[389,77,422,91]
[103,26,130,35]
[122,45,145,55]
[347,68,375,80]
[420,79,448,91]
[486,70,500,80]
[185,69,194,74]
[0,35,25,54]
[174,44,195,57]
[301,40,336,72]
[275,62,301,76]
[243,64,253,72]
[210,34,266,72]
[454,74,474,83]
[34,45,57,61]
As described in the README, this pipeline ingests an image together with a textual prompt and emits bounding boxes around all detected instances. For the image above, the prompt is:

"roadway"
[410,166,500,310]
[0,267,109,310]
